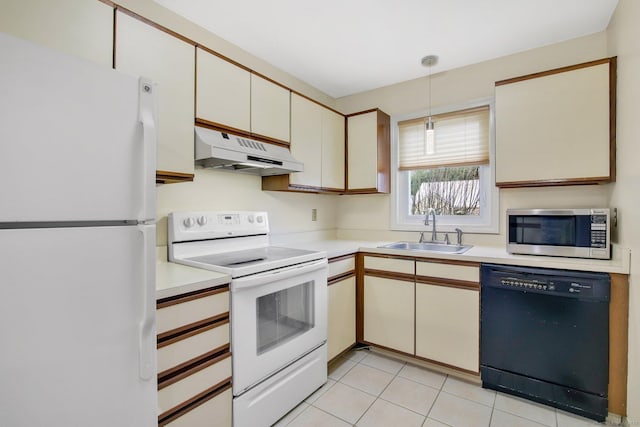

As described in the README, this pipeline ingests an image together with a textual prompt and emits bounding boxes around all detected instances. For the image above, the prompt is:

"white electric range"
[168,211,328,427]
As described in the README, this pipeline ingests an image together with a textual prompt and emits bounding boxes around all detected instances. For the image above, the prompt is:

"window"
[391,100,499,233]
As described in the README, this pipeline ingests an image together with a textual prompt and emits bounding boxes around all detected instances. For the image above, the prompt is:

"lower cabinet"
[360,254,480,374]
[363,276,414,355]
[328,276,356,361]
[156,285,232,427]
[415,283,479,372]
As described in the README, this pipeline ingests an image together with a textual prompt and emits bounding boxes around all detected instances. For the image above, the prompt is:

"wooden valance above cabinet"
[494,57,616,188]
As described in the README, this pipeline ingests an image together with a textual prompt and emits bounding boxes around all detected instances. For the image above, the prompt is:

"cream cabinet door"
[364,276,414,354]
[0,0,113,67]
[290,93,322,188]
[116,11,195,176]
[347,111,377,190]
[196,47,250,133]
[327,277,356,361]
[415,284,479,372]
[495,60,613,186]
[251,74,290,143]
[321,109,345,190]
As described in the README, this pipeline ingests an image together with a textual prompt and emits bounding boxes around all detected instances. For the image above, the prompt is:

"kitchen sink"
[379,241,473,254]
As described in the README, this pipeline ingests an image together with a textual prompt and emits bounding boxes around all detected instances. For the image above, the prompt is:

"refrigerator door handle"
[138,224,156,380]
[139,78,157,222]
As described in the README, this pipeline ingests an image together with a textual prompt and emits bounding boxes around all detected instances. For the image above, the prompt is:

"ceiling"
[155,0,618,98]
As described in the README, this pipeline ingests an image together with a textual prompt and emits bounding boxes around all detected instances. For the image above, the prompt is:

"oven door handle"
[231,258,328,290]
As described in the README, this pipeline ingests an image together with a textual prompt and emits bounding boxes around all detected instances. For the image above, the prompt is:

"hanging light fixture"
[421,55,438,154]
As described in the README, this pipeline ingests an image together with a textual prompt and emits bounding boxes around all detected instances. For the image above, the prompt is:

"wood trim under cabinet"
[496,176,612,188]
[356,253,365,343]
[157,312,229,343]
[364,269,415,283]
[195,119,290,148]
[158,352,231,391]
[156,170,194,184]
[157,317,229,348]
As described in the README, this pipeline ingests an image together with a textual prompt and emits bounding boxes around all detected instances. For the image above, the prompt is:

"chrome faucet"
[455,228,463,246]
[420,208,437,243]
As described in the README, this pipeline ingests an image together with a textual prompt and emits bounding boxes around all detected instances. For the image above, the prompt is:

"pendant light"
[421,55,438,154]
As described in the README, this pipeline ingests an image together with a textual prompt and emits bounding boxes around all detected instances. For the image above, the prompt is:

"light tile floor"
[274,349,613,427]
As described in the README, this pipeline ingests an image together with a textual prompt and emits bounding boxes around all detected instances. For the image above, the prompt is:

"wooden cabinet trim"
[328,271,355,285]
[114,5,196,46]
[415,276,479,290]
[158,343,230,381]
[195,119,290,148]
[329,254,356,263]
[496,176,612,188]
[156,170,195,184]
[495,57,614,86]
[158,352,231,390]
[364,269,415,283]
[157,312,229,343]
[361,252,416,263]
[376,109,391,193]
[345,108,378,117]
[157,285,229,308]
[158,380,232,426]
[609,273,628,416]
[362,252,480,268]
[158,316,229,348]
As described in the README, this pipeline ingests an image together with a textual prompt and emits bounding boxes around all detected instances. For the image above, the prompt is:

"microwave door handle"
[231,259,327,291]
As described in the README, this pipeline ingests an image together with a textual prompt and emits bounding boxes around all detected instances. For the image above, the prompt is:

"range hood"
[195,127,303,176]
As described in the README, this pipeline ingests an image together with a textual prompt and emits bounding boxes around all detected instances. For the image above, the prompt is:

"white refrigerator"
[0,33,158,426]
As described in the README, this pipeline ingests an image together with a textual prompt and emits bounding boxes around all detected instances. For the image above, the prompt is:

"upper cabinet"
[495,58,616,187]
[196,48,291,145]
[250,75,291,144]
[115,11,196,182]
[0,0,113,67]
[346,109,391,194]
[262,93,345,193]
[196,47,251,134]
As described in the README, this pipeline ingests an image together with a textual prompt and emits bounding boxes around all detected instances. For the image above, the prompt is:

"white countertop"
[155,240,629,299]
[279,240,631,274]
[156,249,230,300]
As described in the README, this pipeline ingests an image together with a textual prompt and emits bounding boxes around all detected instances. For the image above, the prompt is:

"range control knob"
[256,215,264,224]
[183,217,196,228]
[197,216,208,226]
[247,215,255,224]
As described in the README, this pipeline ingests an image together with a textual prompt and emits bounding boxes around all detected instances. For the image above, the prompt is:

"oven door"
[230,258,328,395]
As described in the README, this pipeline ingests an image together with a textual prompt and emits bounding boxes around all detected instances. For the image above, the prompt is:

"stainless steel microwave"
[507,208,611,259]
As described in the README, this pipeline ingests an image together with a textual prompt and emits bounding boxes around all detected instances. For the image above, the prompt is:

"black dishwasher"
[480,263,610,421]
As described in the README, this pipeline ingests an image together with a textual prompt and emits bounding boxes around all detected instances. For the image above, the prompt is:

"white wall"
[607,0,640,422]
[335,32,612,246]
[157,169,338,246]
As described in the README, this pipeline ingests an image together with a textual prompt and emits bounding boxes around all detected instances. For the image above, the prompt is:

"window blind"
[398,105,490,170]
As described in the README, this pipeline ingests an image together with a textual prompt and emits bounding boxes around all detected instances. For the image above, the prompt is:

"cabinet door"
[290,93,322,188]
[495,60,613,186]
[196,47,250,133]
[0,0,113,67]
[415,284,479,372]
[322,108,345,190]
[364,276,414,354]
[347,110,390,193]
[328,276,356,361]
[116,12,195,176]
[251,74,290,143]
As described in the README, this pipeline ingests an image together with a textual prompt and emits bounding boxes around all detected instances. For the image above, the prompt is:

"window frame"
[390,98,500,234]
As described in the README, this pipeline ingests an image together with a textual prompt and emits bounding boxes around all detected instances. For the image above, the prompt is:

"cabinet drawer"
[164,387,232,427]
[416,261,479,283]
[157,290,229,335]
[364,256,413,274]
[159,355,231,415]
[158,322,229,374]
[328,257,355,278]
